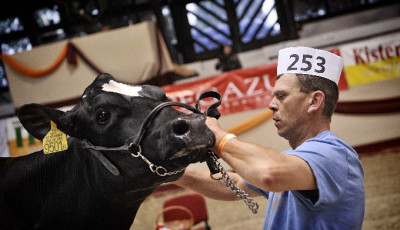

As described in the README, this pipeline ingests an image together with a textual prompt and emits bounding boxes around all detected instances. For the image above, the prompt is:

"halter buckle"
[130,145,141,157]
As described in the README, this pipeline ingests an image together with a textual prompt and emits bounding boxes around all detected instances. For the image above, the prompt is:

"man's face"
[268,74,310,140]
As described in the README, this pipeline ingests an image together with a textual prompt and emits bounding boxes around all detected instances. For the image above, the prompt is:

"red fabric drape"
[335,96,400,114]
[66,42,105,74]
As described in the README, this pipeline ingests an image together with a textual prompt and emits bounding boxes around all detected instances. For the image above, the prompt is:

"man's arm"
[206,118,317,192]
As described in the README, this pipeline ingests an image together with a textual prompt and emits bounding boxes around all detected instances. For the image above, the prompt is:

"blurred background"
[1,0,399,116]
[0,1,399,229]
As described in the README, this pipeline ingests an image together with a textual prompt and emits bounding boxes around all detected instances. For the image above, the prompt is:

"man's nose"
[268,98,277,111]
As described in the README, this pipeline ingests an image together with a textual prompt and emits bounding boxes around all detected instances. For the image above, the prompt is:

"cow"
[0,73,216,229]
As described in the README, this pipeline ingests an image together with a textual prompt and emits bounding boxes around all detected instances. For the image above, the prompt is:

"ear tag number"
[43,121,68,154]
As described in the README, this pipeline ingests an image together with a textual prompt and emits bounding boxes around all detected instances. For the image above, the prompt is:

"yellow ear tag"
[43,121,68,154]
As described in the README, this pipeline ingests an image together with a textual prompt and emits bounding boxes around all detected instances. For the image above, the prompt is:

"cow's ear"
[18,104,70,141]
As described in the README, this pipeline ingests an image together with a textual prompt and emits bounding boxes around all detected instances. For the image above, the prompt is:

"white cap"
[277,46,343,85]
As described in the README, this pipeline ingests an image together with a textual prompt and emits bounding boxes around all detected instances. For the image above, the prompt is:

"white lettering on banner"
[244,77,264,96]
[166,74,275,115]
[222,75,274,101]
[353,44,400,64]
[222,82,244,101]
[262,75,274,91]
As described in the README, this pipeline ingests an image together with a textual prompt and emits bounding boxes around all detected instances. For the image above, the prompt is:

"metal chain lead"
[209,151,259,214]
[130,145,185,176]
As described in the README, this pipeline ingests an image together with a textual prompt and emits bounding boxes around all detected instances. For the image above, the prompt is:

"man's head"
[275,46,342,120]
[223,45,232,55]
[269,47,342,146]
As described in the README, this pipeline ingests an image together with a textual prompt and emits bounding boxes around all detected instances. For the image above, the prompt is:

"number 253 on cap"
[277,46,343,85]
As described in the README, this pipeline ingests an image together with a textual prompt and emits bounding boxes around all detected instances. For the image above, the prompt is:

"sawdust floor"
[131,150,400,230]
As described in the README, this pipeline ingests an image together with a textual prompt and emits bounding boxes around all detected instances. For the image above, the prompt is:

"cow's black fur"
[0,73,215,229]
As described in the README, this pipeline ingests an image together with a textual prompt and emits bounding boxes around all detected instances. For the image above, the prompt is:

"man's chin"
[276,129,288,139]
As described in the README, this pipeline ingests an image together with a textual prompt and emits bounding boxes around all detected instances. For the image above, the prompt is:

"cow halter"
[82,91,221,177]
[82,91,259,214]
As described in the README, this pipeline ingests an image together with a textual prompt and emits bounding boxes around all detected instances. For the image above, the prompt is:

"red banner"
[331,48,350,91]
[163,63,278,116]
[163,55,348,116]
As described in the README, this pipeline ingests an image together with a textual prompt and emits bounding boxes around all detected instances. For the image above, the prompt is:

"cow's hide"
[0,73,215,229]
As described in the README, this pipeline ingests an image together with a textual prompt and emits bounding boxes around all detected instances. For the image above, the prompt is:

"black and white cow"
[0,73,215,229]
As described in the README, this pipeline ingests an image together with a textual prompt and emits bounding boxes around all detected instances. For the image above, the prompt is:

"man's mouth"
[273,117,281,127]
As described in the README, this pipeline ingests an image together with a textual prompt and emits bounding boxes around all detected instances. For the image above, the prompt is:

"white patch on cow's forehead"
[102,80,143,97]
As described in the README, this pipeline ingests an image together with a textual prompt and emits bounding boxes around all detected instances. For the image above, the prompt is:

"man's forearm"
[173,169,241,201]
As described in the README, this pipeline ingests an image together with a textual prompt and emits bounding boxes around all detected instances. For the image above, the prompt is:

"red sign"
[330,48,349,90]
[162,63,278,116]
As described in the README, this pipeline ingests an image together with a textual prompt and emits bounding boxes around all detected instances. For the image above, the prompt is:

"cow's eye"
[96,110,111,124]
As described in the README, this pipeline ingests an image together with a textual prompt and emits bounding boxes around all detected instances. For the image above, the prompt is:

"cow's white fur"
[101,80,143,97]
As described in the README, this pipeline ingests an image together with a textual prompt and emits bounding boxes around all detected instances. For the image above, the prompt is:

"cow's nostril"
[172,119,190,136]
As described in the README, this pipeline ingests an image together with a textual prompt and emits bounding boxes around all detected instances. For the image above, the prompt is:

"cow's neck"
[73,138,160,221]
[81,140,164,221]
[75,138,163,197]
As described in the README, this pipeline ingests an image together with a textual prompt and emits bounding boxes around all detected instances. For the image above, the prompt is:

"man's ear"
[18,104,71,140]
[307,91,325,114]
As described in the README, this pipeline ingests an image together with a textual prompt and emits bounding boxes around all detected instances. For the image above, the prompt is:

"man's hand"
[205,117,229,148]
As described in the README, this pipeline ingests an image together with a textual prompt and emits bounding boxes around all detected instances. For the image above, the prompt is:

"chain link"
[131,146,185,177]
[209,151,259,214]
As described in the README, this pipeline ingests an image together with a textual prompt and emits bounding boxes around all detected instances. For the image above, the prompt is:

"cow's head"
[18,73,215,181]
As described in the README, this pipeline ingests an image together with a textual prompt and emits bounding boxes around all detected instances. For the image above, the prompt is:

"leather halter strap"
[82,91,221,176]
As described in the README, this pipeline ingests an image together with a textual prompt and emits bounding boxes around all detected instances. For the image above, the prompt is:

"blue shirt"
[245,130,365,230]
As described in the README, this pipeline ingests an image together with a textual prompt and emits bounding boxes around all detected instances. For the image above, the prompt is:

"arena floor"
[131,149,400,230]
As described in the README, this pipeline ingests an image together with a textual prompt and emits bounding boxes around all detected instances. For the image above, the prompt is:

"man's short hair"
[277,74,339,119]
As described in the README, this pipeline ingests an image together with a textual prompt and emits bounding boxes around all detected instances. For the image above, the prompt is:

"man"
[174,46,365,229]
[215,45,242,72]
